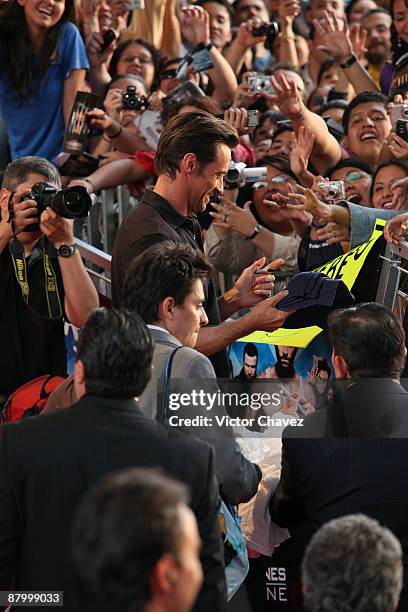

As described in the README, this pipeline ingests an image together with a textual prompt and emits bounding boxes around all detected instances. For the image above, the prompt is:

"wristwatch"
[56,243,77,258]
[245,224,263,240]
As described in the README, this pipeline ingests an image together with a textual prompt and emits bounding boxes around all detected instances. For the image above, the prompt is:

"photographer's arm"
[87,109,153,153]
[69,158,149,192]
[39,210,99,328]
[223,20,266,74]
[63,69,87,127]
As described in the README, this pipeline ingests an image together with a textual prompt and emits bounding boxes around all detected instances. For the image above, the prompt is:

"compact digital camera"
[248,75,274,95]
[317,180,345,203]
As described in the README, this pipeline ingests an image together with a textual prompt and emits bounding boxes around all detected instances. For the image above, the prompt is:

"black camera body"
[22,182,92,232]
[252,20,279,49]
[252,20,279,38]
[122,86,147,111]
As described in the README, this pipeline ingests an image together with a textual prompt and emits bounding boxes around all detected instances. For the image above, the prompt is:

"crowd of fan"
[2,0,408,609]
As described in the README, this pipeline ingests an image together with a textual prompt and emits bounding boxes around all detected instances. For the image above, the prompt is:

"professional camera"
[317,180,345,203]
[248,75,274,95]
[224,162,267,189]
[122,86,148,111]
[22,182,92,232]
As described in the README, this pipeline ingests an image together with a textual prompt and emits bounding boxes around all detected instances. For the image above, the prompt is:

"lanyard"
[9,238,63,319]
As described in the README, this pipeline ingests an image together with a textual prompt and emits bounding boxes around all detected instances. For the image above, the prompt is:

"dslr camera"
[122,86,148,111]
[248,75,274,95]
[22,182,92,232]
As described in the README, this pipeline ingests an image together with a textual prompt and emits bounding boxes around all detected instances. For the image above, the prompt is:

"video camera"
[122,86,148,111]
[224,162,267,189]
[22,182,92,232]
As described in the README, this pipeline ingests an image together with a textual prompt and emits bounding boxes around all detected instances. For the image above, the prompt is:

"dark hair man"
[0,308,225,612]
[302,514,403,612]
[270,303,408,610]
[124,242,261,506]
[361,9,392,78]
[0,156,98,399]
[111,111,289,377]
[72,468,203,612]
[342,91,391,166]
[239,343,259,381]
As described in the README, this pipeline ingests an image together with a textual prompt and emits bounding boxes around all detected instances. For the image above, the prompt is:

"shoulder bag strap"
[157,345,183,425]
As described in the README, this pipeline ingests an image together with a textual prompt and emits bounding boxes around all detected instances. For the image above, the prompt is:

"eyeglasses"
[120,55,153,65]
[345,170,370,184]
[270,174,291,184]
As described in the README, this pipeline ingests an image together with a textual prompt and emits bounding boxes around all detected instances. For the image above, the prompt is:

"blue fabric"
[0,22,89,161]
[348,202,402,248]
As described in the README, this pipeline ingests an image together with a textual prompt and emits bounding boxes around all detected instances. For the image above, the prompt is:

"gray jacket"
[139,326,261,505]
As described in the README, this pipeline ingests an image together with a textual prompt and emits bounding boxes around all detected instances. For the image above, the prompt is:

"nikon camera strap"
[9,238,63,320]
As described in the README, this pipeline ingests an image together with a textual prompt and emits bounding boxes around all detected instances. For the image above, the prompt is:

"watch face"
[58,244,74,257]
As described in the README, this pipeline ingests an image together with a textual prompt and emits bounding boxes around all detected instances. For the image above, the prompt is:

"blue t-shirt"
[0,22,89,161]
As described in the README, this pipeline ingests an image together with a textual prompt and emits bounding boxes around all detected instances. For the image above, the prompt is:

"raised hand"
[289,126,315,179]
[180,5,211,46]
[223,107,249,136]
[268,72,304,119]
[383,213,408,245]
[313,11,354,64]
[235,17,268,48]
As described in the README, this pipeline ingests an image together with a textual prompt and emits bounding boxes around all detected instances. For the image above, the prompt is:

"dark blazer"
[270,379,408,610]
[0,395,226,612]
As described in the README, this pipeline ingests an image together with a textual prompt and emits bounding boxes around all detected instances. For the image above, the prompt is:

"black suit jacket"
[0,395,226,612]
[271,379,408,610]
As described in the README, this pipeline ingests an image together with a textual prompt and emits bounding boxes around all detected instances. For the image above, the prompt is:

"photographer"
[0,157,98,398]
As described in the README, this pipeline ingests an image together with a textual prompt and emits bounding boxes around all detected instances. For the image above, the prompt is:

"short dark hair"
[76,308,153,398]
[327,156,374,178]
[196,0,234,21]
[123,242,213,324]
[369,160,408,202]
[244,343,258,358]
[342,91,388,135]
[328,303,406,378]
[317,58,336,85]
[302,514,403,612]
[71,468,189,612]
[261,154,299,183]
[361,7,392,21]
[2,156,61,191]
[154,111,238,179]
[317,99,349,117]
[271,123,294,141]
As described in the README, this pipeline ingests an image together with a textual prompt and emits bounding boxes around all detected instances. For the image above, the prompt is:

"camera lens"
[63,188,92,218]
[328,189,336,198]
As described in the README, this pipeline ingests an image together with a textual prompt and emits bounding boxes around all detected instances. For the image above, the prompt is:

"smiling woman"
[370,160,408,210]
[0,0,89,161]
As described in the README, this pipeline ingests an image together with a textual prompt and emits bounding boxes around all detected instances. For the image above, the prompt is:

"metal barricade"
[376,241,408,325]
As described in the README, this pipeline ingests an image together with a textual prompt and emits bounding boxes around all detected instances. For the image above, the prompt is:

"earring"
[398,35,402,48]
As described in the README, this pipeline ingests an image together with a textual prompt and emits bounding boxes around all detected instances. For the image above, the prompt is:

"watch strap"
[245,224,263,240]
[56,243,77,257]
[339,54,357,69]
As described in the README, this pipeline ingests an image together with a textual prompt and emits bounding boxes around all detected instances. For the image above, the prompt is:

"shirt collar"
[142,188,198,230]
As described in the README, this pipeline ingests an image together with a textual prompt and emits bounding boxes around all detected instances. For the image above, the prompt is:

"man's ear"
[158,297,176,323]
[332,354,349,379]
[0,188,10,218]
[151,554,178,595]
[180,153,198,175]
[74,360,86,386]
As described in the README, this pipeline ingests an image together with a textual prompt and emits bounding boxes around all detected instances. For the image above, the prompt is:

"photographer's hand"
[39,208,74,246]
[0,191,39,246]
[103,88,123,122]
